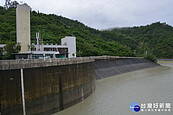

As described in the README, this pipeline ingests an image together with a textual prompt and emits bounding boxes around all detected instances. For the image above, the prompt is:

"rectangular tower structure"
[16,4,31,53]
[61,36,76,58]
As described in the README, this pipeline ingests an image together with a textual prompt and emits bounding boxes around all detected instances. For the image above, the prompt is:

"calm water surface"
[53,61,173,115]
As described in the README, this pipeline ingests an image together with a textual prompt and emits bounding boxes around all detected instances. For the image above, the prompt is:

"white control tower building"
[61,36,76,58]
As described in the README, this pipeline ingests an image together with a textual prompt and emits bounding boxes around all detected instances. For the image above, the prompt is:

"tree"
[4,0,19,9]
[29,44,36,51]
[3,41,21,59]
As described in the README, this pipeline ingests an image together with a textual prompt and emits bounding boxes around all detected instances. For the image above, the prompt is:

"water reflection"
[53,61,173,115]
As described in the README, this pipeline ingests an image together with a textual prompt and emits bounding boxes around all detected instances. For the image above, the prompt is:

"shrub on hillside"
[144,53,157,62]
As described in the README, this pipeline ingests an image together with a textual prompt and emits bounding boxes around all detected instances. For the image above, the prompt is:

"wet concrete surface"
[53,61,173,115]
[95,58,159,79]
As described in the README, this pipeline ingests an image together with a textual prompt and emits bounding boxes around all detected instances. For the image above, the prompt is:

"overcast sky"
[0,0,173,30]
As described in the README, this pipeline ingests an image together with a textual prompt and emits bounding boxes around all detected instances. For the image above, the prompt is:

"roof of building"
[0,44,6,48]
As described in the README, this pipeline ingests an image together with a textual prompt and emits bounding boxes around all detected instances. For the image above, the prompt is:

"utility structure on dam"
[16,4,31,53]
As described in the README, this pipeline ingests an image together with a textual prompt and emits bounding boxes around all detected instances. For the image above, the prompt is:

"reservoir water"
[53,61,173,115]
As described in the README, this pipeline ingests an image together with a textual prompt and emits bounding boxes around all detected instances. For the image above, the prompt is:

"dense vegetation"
[0,6,134,57]
[104,22,173,58]
[1,41,21,59]
[0,6,172,58]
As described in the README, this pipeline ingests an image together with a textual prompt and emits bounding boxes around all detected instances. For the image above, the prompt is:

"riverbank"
[157,59,173,61]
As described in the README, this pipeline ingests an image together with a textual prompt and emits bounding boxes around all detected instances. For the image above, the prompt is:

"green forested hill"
[0,6,134,57]
[103,22,173,58]
[0,6,173,58]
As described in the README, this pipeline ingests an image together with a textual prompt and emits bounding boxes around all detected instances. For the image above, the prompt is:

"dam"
[0,56,161,115]
[0,58,96,115]
[53,60,173,115]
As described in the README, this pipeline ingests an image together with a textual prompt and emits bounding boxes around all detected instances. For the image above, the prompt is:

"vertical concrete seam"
[21,68,26,115]
[59,74,64,110]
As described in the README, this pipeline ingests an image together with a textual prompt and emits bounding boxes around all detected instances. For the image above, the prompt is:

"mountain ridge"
[0,6,172,58]
[104,22,173,58]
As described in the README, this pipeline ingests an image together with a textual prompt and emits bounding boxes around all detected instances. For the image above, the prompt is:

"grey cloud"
[1,0,173,29]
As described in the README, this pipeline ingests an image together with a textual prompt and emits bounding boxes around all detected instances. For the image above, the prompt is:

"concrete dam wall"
[0,56,160,115]
[0,58,95,115]
[95,57,160,79]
